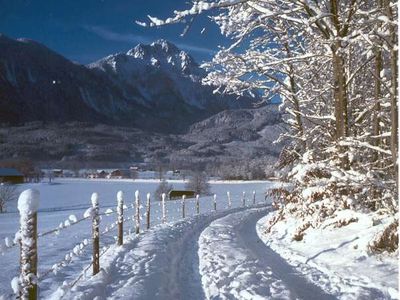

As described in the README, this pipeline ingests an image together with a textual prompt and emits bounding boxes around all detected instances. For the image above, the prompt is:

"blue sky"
[0,0,227,64]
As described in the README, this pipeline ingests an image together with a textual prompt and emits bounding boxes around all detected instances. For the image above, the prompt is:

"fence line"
[11,188,264,299]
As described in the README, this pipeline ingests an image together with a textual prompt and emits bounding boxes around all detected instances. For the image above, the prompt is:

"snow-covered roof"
[0,168,23,177]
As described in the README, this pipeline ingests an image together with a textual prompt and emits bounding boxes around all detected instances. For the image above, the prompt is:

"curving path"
[60,205,337,300]
[199,208,337,299]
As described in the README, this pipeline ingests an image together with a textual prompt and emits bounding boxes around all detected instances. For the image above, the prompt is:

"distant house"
[109,169,131,179]
[0,168,24,184]
[97,170,108,179]
[169,190,196,200]
[52,169,63,177]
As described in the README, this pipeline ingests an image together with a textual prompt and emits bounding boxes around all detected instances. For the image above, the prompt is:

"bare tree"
[0,184,18,213]
[155,180,173,199]
[130,169,139,180]
[185,171,211,195]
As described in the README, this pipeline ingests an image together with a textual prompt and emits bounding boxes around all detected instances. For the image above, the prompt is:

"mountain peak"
[127,39,180,58]
[150,39,179,53]
[124,40,198,74]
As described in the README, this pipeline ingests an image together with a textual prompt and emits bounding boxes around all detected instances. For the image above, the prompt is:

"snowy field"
[0,178,272,298]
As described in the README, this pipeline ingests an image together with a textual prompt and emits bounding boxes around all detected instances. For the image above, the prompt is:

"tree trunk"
[330,0,350,169]
[332,45,349,140]
[284,42,305,150]
[372,48,383,164]
[384,0,398,189]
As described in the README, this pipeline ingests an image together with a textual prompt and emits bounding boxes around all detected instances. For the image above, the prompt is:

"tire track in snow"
[199,208,337,299]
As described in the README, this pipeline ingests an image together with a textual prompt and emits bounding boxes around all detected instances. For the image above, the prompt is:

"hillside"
[0,105,285,174]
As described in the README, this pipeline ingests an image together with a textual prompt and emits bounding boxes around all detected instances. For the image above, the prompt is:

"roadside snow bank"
[257,210,399,299]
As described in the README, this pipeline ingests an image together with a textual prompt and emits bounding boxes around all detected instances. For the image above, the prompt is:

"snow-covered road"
[57,205,265,299]
[199,208,336,300]
[59,205,340,300]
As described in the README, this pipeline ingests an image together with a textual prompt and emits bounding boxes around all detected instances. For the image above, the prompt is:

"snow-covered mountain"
[0,35,255,133]
[88,39,252,122]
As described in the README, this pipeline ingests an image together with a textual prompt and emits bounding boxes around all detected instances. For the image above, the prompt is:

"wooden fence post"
[18,189,39,300]
[117,191,124,246]
[91,192,100,276]
[227,191,231,209]
[213,194,217,211]
[146,193,151,230]
[162,193,166,223]
[196,194,200,215]
[242,191,246,207]
[135,190,140,234]
[253,191,256,205]
[182,195,186,218]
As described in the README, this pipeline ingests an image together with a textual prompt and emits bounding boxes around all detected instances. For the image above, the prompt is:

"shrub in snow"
[292,222,311,241]
[155,180,173,199]
[185,171,210,195]
[0,183,18,213]
[369,219,399,253]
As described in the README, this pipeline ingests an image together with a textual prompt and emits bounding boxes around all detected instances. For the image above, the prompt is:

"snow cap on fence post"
[117,191,124,246]
[18,189,40,215]
[213,194,217,211]
[91,192,100,275]
[91,192,99,207]
[161,193,166,223]
[117,191,124,203]
[182,195,186,218]
[196,194,200,214]
[17,189,40,299]
[146,193,151,229]
[135,190,140,234]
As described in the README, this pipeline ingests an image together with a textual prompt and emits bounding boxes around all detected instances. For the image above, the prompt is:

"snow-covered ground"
[0,178,271,298]
[0,179,397,299]
[199,208,336,300]
[57,206,271,300]
[258,211,399,299]
[51,205,398,300]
